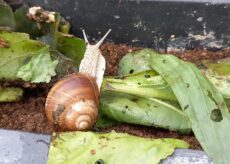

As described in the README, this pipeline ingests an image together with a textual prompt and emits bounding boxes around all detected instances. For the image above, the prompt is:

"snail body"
[45,73,99,131]
[45,29,111,131]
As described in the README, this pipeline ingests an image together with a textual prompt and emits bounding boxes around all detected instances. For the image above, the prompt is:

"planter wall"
[0,129,50,164]
[25,0,230,51]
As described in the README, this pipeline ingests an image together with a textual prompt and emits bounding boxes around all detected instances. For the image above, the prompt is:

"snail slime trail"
[45,30,111,131]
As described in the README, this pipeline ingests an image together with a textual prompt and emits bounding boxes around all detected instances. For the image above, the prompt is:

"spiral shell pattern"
[45,72,99,131]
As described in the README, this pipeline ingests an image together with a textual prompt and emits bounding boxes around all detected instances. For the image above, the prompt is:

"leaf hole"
[145,74,151,78]
[23,56,32,64]
[186,83,190,88]
[210,109,223,122]
[129,69,134,74]
[184,104,189,110]
[114,76,124,79]
[131,98,138,102]
[122,109,126,114]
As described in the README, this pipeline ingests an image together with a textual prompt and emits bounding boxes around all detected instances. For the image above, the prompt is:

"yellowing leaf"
[0,87,23,102]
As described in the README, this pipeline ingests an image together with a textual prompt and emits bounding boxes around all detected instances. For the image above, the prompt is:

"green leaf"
[119,49,230,98]
[201,58,230,108]
[95,112,119,128]
[204,73,230,99]
[56,33,86,67]
[100,92,191,133]
[48,131,189,164]
[0,0,15,29]
[16,47,58,83]
[150,54,230,164]
[14,5,42,38]
[202,57,230,76]
[14,5,61,48]
[0,30,45,80]
[0,87,23,102]
[14,6,86,68]
[50,50,75,79]
[119,49,230,106]
[119,48,158,76]
[37,13,61,49]
[0,30,57,82]
[203,70,230,110]
[102,70,177,101]
[116,49,230,133]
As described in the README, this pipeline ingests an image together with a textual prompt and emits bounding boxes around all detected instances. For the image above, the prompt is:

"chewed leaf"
[119,48,158,76]
[150,54,230,164]
[17,47,58,83]
[102,71,177,101]
[204,72,230,99]
[100,92,191,133]
[48,131,189,164]
[202,59,230,108]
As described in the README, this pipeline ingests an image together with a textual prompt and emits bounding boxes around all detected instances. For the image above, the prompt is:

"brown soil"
[1,42,230,150]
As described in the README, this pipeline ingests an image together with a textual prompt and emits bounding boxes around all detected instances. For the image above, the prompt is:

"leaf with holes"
[202,58,230,109]
[203,72,230,109]
[100,92,191,133]
[48,131,189,164]
[150,54,230,164]
[119,49,230,101]
[119,48,158,76]
[102,70,176,101]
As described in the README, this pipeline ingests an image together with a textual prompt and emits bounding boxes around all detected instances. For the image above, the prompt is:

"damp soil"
[1,42,230,150]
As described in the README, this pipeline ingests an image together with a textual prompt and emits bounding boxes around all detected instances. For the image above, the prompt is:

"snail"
[45,29,111,131]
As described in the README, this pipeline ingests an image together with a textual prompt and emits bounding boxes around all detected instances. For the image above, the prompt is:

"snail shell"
[45,72,99,131]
